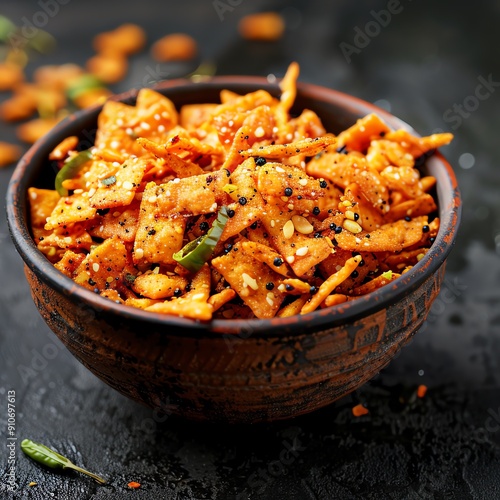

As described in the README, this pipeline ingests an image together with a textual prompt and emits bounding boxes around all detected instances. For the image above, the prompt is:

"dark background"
[1,0,500,498]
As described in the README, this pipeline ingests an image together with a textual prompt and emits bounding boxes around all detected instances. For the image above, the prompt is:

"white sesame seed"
[73,189,83,194]
[255,126,265,138]
[148,195,157,203]
[295,246,309,256]
[270,220,275,228]
[158,125,165,133]
[266,296,274,307]
[275,166,285,173]
[287,204,294,210]
[122,181,134,190]
[64,236,72,244]
[135,248,144,259]
[88,188,96,197]
[286,255,295,264]
[242,273,259,290]
[30,191,37,199]
[92,263,100,272]
[210,202,217,212]
[298,178,308,186]
[345,210,356,220]
[172,177,180,183]
[278,284,286,292]
[110,141,120,149]
[154,113,161,121]
[191,293,205,301]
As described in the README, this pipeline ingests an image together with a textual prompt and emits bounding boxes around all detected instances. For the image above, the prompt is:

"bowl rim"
[6,76,462,337]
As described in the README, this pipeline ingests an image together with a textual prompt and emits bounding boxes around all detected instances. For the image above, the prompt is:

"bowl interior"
[6,77,462,336]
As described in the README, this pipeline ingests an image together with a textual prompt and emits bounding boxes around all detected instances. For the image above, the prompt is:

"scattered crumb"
[352,403,369,417]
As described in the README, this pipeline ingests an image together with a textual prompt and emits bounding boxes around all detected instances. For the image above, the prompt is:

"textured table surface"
[1,0,500,498]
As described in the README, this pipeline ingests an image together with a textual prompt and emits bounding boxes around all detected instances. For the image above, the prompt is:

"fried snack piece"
[0,142,22,168]
[212,242,286,319]
[151,33,197,62]
[0,62,24,91]
[238,12,285,41]
[93,24,146,56]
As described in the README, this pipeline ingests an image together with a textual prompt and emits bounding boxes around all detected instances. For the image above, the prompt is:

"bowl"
[6,77,461,424]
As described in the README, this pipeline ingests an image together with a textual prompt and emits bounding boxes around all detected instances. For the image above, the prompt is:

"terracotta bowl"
[6,77,461,423]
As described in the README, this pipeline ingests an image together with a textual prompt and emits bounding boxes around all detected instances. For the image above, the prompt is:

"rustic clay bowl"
[7,77,461,423]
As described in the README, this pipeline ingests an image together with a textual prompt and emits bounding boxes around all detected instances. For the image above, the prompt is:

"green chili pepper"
[173,206,229,273]
[21,439,106,484]
[55,149,93,196]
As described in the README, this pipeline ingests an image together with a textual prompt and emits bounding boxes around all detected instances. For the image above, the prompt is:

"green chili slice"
[55,149,92,196]
[173,206,229,273]
[21,439,106,484]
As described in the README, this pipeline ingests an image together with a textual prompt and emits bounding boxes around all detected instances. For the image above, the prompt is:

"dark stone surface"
[1,0,499,498]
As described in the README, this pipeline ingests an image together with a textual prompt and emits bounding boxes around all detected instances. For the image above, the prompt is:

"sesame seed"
[298,178,308,186]
[266,296,274,307]
[148,195,157,203]
[122,181,134,190]
[286,255,295,264]
[295,246,309,256]
[270,219,275,228]
[88,188,96,197]
[345,210,356,220]
[135,248,144,259]
[275,166,285,173]
[92,263,100,272]
[242,273,259,290]
[191,293,205,301]
[255,126,265,138]
[278,284,286,292]
[106,276,114,283]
